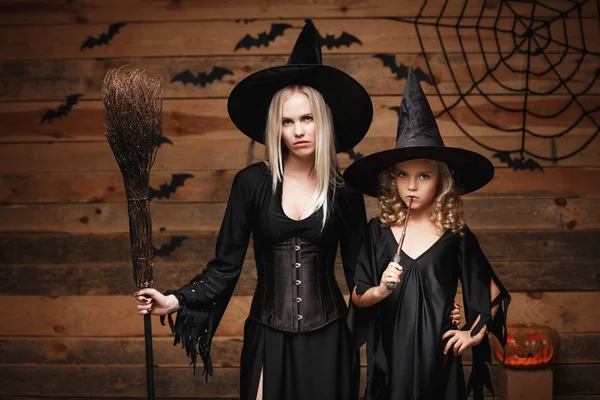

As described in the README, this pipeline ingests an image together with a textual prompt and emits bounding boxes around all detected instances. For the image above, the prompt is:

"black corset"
[249,236,347,332]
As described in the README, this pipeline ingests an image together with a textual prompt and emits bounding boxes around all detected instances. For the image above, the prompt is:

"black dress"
[161,162,366,400]
[353,218,510,400]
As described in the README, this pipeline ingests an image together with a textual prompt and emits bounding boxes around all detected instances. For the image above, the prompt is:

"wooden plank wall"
[0,1,599,398]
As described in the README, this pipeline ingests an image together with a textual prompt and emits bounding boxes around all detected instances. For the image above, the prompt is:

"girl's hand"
[134,288,181,316]
[442,328,485,355]
[376,262,403,298]
[449,301,461,327]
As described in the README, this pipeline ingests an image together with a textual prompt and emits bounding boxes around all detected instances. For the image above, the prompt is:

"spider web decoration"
[391,0,600,171]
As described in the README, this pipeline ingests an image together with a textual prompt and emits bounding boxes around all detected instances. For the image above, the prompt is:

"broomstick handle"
[386,197,413,290]
[144,313,155,399]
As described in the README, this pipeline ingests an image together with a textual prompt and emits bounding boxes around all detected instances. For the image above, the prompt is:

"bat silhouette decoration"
[40,93,83,124]
[389,106,402,116]
[493,152,544,171]
[345,148,364,162]
[155,135,173,148]
[153,235,189,257]
[318,31,362,50]
[373,54,432,84]
[80,22,126,51]
[149,173,194,200]
[171,67,234,87]
[234,23,294,51]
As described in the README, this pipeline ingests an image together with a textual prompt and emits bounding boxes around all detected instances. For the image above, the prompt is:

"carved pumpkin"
[491,323,560,369]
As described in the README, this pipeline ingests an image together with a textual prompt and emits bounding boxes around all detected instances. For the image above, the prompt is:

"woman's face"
[281,91,316,159]
[393,159,439,210]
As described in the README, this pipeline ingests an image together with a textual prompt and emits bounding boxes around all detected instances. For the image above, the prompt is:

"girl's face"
[281,92,316,159]
[393,158,439,210]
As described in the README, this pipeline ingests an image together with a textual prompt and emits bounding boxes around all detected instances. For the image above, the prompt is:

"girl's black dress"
[162,162,366,400]
[353,218,510,400]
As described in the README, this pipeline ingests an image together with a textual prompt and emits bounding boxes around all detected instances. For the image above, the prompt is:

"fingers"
[135,295,152,305]
[442,329,456,341]
[382,263,403,285]
[134,288,158,315]
[388,262,403,274]
[450,302,461,325]
[453,339,463,356]
[457,341,470,355]
[451,336,465,356]
[134,288,159,298]
[384,271,400,284]
[444,334,459,355]
[136,301,154,315]
[450,309,460,325]
[442,331,473,355]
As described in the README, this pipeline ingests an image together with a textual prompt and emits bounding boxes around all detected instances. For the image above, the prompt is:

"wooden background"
[0,0,599,398]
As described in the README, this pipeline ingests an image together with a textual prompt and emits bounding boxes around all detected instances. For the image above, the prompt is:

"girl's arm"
[442,278,501,355]
[453,226,511,398]
[480,277,502,330]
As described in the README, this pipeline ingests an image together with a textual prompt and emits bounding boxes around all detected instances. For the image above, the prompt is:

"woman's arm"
[338,185,368,292]
[130,166,256,377]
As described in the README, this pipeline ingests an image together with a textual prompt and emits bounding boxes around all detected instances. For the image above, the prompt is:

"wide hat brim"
[343,145,494,197]
[227,64,373,153]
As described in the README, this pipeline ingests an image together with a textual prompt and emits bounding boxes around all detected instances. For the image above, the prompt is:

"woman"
[135,20,373,400]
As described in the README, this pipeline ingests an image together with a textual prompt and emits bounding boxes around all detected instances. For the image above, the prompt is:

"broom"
[102,66,163,399]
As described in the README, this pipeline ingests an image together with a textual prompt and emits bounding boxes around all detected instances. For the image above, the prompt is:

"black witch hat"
[227,19,373,153]
[343,69,494,197]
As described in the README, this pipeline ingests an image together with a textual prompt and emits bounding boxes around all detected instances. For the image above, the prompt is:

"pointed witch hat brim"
[227,19,373,153]
[343,69,494,197]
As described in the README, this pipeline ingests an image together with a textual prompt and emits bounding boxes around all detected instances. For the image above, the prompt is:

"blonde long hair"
[378,160,464,233]
[264,85,342,226]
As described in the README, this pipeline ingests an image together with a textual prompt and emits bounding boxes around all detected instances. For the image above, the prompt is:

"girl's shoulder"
[457,224,474,238]
[366,217,384,236]
[458,224,481,244]
[448,224,482,250]
[367,216,382,228]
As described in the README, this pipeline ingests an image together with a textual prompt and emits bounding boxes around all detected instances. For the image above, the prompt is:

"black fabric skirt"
[240,316,360,400]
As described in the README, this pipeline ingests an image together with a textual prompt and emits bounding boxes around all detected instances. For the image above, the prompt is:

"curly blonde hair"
[377,160,465,233]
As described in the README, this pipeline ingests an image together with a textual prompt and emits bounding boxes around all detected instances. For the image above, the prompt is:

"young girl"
[343,70,510,400]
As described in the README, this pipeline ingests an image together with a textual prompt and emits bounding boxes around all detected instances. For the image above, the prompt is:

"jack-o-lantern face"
[491,323,560,369]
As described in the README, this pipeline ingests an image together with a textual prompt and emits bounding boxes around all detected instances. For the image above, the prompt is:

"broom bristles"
[102,66,163,288]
